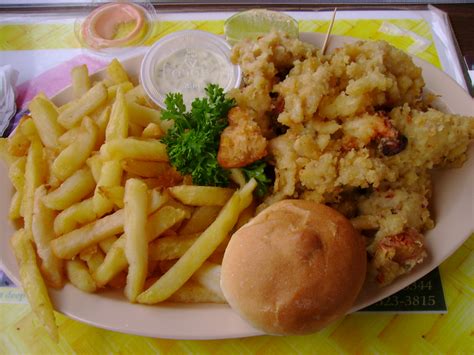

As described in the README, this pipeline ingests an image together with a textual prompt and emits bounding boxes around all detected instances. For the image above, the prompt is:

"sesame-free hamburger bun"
[220,199,367,335]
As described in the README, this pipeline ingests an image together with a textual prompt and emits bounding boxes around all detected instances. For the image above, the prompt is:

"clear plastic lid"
[140,30,242,109]
[74,0,156,56]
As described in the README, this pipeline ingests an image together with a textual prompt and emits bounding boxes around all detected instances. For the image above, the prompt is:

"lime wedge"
[224,9,299,45]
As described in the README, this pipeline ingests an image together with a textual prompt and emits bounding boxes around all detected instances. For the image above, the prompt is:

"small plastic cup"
[74,0,155,56]
[140,30,242,109]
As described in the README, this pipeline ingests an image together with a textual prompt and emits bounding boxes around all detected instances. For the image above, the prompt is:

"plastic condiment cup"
[75,0,155,56]
[82,3,146,49]
[140,30,242,109]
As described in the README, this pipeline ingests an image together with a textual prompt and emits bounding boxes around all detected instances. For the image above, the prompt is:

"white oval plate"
[1,33,473,340]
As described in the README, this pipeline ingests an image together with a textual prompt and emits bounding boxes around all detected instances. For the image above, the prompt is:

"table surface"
[0,5,473,354]
[0,3,472,54]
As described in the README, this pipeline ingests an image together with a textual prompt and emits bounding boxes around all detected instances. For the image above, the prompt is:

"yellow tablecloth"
[0,16,473,354]
[1,235,473,353]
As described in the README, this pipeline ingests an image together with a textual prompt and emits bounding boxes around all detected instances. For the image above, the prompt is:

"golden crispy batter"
[218,107,267,168]
[372,228,427,286]
[233,31,474,285]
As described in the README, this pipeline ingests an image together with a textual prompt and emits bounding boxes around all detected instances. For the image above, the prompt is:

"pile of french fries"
[0,59,257,340]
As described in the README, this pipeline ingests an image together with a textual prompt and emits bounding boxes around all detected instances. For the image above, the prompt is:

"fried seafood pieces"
[229,31,316,133]
[230,31,474,285]
[217,107,267,168]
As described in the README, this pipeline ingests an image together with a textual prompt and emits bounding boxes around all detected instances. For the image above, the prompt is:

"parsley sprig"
[161,84,235,187]
[241,160,272,197]
[161,84,273,195]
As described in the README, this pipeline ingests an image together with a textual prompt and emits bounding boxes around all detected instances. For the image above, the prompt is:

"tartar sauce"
[153,48,233,107]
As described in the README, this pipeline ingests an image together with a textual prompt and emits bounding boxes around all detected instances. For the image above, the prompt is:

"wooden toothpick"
[321,8,337,55]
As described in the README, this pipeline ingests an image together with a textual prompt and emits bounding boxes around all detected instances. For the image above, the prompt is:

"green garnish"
[161,84,274,196]
[160,84,235,187]
[241,160,272,197]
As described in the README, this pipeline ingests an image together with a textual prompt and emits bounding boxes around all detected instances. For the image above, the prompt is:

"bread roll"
[220,199,367,335]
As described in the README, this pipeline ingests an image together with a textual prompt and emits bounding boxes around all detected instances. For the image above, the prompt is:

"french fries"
[9,191,22,220]
[43,167,95,211]
[179,206,221,235]
[58,83,107,129]
[129,122,143,137]
[128,102,162,127]
[93,160,122,216]
[58,83,107,128]
[99,235,118,254]
[29,97,65,150]
[81,249,105,274]
[2,59,262,340]
[20,115,40,141]
[121,160,169,178]
[125,84,148,106]
[192,262,225,300]
[235,200,257,230]
[100,138,168,161]
[148,188,169,213]
[106,87,129,141]
[79,244,98,261]
[7,120,30,156]
[71,64,91,99]
[230,168,246,187]
[168,185,234,206]
[123,179,148,302]
[93,206,187,286]
[53,197,96,235]
[32,185,64,288]
[96,185,168,212]
[141,123,163,139]
[0,138,12,164]
[43,147,61,189]
[148,233,200,261]
[94,106,111,150]
[52,117,98,181]
[8,156,26,190]
[58,126,81,149]
[168,280,225,303]
[10,229,58,341]
[22,138,45,236]
[51,209,124,259]
[107,82,134,101]
[86,154,103,183]
[93,236,128,287]
[137,179,256,304]
[8,156,26,219]
[147,206,190,242]
[57,99,77,114]
[98,185,124,209]
[106,58,129,84]
[66,260,96,293]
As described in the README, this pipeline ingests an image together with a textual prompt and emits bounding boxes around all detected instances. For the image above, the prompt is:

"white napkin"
[0,65,19,136]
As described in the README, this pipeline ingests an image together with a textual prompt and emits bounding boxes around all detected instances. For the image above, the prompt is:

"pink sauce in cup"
[81,2,146,49]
